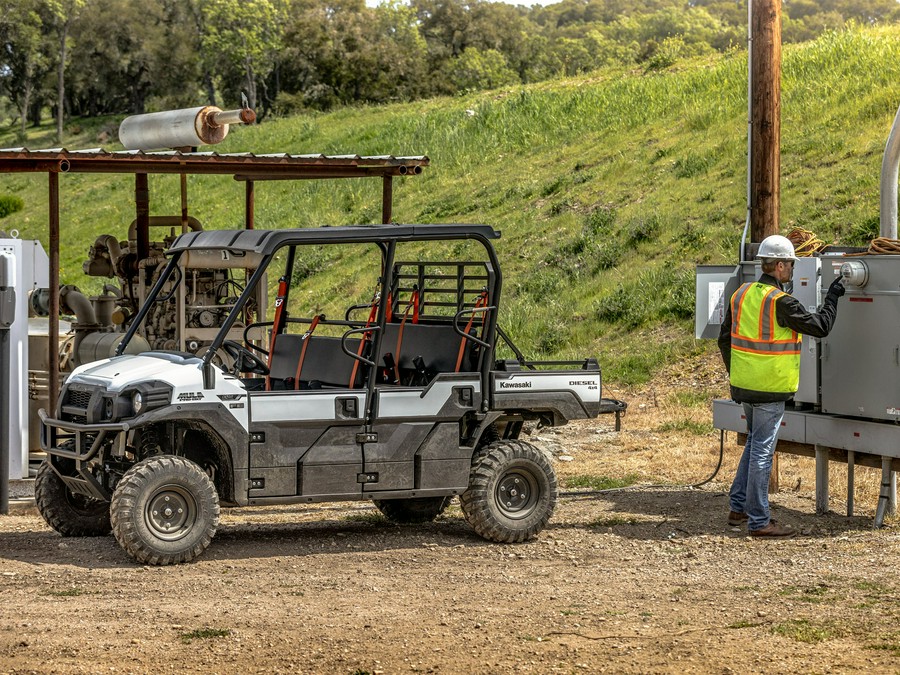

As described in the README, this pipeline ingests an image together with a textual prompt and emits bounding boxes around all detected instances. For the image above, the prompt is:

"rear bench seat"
[378,322,479,384]
[269,334,367,389]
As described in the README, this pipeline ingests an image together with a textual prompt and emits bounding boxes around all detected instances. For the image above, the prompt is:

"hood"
[68,352,202,391]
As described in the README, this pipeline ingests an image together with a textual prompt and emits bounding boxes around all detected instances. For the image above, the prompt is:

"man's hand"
[828,276,846,298]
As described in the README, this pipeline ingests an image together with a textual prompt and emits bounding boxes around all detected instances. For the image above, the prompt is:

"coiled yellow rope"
[786,227,826,256]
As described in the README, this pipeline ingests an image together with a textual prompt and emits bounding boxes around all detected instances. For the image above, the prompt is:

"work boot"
[749,520,796,539]
[727,511,748,527]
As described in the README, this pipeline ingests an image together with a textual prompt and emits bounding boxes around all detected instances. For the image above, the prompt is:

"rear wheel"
[460,440,557,543]
[34,460,111,537]
[110,455,219,565]
[373,496,451,523]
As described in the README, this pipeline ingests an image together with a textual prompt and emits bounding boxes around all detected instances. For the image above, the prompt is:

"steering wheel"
[242,321,272,357]
[221,340,270,376]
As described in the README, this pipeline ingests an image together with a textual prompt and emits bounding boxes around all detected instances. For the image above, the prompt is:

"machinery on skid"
[696,102,900,526]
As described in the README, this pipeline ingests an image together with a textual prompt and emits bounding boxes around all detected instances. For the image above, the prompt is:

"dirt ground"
[2,352,899,674]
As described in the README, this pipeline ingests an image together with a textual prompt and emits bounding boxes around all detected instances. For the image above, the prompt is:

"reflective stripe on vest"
[729,282,801,393]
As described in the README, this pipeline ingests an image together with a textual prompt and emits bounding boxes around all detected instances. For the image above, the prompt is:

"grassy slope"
[1,26,899,385]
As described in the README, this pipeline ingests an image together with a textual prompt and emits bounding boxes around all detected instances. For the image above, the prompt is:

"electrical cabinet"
[0,237,50,479]
[820,255,900,421]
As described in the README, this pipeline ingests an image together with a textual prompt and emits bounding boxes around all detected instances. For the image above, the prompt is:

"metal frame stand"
[875,456,898,528]
[0,327,8,514]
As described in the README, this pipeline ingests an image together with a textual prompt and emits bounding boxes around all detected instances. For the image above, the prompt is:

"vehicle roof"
[167,224,501,255]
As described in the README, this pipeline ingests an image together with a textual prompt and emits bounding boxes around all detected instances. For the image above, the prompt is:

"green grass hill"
[1,25,899,385]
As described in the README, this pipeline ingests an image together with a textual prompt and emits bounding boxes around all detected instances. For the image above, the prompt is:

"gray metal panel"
[805,414,900,458]
[694,265,740,339]
[820,256,900,421]
[711,399,806,443]
[712,399,746,432]
[791,257,822,405]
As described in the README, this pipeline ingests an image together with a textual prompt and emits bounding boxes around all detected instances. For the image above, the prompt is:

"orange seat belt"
[293,314,325,389]
[393,288,419,384]
[456,290,489,372]
[349,294,379,389]
[265,276,289,391]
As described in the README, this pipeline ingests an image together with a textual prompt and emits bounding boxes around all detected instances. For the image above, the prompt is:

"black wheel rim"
[145,484,197,542]
[495,468,540,519]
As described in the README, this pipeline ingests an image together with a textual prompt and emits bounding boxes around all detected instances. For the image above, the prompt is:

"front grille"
[61,385,98,423]
[66,389,92,409]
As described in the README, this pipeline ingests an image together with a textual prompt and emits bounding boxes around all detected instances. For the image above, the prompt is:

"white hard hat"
[756,235,797,261]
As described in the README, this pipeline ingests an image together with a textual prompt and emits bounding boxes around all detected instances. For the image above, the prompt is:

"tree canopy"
[1,0,897,137]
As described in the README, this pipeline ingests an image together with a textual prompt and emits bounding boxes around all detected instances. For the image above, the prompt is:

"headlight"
[132,392,143,415]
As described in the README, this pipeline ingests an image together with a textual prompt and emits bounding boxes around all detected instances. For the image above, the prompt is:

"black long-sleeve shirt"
[718,273,839,403]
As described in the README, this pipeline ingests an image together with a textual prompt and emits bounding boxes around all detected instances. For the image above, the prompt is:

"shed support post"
[382,176,392,224]
[49,172,60,412]
[814,444,829,515]
[246,180,255,229]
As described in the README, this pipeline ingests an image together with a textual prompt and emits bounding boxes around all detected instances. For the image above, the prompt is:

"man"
[718,234,844,538]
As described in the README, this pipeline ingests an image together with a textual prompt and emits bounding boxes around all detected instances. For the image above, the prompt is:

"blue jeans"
[729,401,785,532]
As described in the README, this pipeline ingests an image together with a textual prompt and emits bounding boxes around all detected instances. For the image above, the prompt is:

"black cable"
[558,429,726,498]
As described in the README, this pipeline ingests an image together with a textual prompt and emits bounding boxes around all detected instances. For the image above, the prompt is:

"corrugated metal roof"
[0,147,429,179]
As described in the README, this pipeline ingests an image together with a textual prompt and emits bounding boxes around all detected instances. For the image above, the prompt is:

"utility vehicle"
[37,224,603,564]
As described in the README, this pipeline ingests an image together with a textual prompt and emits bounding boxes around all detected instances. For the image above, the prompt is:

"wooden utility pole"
[750,0,782,243]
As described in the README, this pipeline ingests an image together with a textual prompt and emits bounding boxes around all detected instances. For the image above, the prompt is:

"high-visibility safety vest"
[729,282,801,393]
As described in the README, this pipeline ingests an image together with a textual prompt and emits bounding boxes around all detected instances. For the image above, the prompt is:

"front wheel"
[460,440,558,543]
[34,460,111,537]
[110,455,219,565]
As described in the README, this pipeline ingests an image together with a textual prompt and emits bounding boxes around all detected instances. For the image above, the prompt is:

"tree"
[443,48,519,92]
[201,0,283,114]
[47,0,85,142]
[0,0,50,141]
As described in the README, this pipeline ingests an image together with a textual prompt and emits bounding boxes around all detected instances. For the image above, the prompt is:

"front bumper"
[39,408,133,461]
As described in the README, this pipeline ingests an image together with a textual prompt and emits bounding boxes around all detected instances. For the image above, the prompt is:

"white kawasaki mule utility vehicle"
[37,224,603,564]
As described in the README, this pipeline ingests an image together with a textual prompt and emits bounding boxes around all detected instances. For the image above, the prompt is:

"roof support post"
[382,175,392,224]
[49,172,60,412]
[135,173,150,268]
[246,180,255,229]
[180,173,189,233]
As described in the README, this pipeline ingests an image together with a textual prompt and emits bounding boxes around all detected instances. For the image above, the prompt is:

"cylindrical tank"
[118,106,255,151]
[77,332,151,365]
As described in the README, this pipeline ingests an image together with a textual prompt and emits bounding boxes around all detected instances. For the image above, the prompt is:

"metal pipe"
[60,285,98,325]
[209,107,256,126]
[879,102,900,239]
[49,172,60,413]
[740,0,753,261]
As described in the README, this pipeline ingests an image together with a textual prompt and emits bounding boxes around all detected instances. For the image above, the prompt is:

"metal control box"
[695,258,821,404]
[791,256,821,405]
[0,238,50,479]
[820,255,900,421]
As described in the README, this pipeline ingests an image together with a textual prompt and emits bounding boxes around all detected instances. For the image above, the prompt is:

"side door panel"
[365,375,481,492]
[247,391,366,499]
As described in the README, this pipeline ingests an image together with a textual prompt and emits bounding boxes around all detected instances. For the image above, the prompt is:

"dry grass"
[549,349,892,519]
